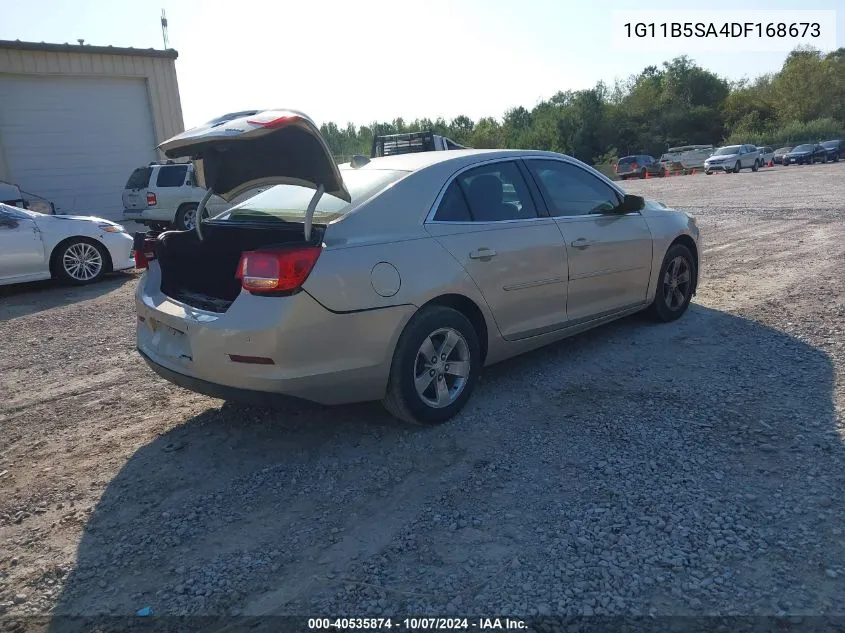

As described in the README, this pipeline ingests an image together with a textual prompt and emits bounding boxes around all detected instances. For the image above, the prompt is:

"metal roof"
[0,39,178,59]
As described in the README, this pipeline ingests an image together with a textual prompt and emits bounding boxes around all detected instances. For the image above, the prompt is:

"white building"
[0,39,185,219]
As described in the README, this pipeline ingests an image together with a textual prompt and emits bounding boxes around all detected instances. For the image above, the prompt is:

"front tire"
[382,306,481,426]
[752,160,759,172]
[53,238,108,285]
[647,244,696,323]
[733,161,741,173]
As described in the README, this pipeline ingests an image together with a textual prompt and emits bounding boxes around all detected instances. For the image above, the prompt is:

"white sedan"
[0,203,135,287]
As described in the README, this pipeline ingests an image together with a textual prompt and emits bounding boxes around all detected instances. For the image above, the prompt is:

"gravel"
[0,163,843,621]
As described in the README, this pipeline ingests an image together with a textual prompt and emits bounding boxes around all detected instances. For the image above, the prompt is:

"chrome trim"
[570,266,646,281]
[502,276,565,292]
[424,153,588,224]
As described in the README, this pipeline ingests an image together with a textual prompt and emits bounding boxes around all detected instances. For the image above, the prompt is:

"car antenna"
[350,154,370,169]
[304,184,325,243]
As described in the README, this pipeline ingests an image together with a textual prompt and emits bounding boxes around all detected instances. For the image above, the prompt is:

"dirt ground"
[1,162,844,625]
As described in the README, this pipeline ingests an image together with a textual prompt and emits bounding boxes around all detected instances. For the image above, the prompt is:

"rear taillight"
[632,162,639,170]
[235,247,322,293]
[146,192,157,206]
[134,236,158,270]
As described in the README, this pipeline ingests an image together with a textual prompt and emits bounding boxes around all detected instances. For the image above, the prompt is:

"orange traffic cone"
[645,170,650,179]
[768,160,773,167]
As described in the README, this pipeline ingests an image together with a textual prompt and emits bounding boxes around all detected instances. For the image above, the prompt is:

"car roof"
[338,149,566,173]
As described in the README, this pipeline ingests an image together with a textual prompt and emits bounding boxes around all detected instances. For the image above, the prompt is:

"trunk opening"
[156,222,324,313]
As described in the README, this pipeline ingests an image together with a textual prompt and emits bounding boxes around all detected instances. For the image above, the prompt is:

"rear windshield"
[216,169,407,223]
[125,167,152,189]
[775,147,792,153]
[618,156,639,164]
[793,144,813,152]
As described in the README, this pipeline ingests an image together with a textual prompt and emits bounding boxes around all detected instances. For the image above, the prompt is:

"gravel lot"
[1,163,844,624]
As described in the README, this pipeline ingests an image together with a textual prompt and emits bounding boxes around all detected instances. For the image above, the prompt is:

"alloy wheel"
[63,242,103,282]
[413,327,471,408]
[662,256,691,311]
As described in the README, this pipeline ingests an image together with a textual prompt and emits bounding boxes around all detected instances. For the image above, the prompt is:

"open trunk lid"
[157,109,350,204]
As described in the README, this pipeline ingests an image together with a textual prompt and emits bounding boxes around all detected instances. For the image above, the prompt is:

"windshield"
[775,147,792,153]
[0,203,41,218]
[793,144,813,152]
[214,168,407,223]
[714,146,740,156]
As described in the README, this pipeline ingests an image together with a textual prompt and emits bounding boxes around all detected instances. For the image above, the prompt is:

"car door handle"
[570,238,596,249]
[469,248,497,260]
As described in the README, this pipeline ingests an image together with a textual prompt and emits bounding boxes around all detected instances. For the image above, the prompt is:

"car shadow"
[0,272,138,321]
[44,304,841,628]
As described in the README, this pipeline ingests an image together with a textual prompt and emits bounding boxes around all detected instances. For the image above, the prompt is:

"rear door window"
[125,167,152,189]
[155,165,189,188]
[455,161,537,222]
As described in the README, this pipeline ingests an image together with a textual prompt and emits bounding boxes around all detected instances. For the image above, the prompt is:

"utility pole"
[161,9,170,49]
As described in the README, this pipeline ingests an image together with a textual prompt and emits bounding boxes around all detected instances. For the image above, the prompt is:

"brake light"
[246,112,298,129]
[235,247,321,293]
[135,236,158,270]
[146,192,157,206]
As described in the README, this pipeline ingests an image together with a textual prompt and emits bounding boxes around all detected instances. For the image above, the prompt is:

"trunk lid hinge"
[304,184,325,243]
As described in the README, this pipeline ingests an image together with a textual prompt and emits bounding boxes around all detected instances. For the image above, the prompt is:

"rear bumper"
[139,348,318,408]
[135,265,416,405]
[123,208,174,223]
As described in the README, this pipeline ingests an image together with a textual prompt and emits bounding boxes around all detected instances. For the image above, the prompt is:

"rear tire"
[382,306,481,426]
[175,203,208,231]
[647,244,696,323]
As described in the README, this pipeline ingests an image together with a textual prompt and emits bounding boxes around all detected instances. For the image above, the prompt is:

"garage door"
[0,75,158,219]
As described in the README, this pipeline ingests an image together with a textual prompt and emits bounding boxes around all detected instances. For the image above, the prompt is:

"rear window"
[217,168,407,223]
[618,156,638,164]
[125,167,152,189]
[156,165,189,187]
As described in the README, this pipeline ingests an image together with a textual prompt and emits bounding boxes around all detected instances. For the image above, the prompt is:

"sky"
[1,0,842,131]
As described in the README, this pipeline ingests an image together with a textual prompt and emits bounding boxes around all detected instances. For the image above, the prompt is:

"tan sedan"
[135,110,701,425]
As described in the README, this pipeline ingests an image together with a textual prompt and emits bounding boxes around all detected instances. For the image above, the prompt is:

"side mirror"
[616,194,645,213]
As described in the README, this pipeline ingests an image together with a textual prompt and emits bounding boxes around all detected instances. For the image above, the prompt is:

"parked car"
[820,139,842,162]
[772,147,793,164]
[703,144,762,174]
[615,155,664,179]
[783,143,827,165]
[134,109,700,426]
[0,203,134,286]
[756,146,775,165]
[122,161,233,231]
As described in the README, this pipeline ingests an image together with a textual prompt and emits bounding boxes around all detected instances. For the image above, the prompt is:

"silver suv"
[703,144,762,174]
[122,162,230,230]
